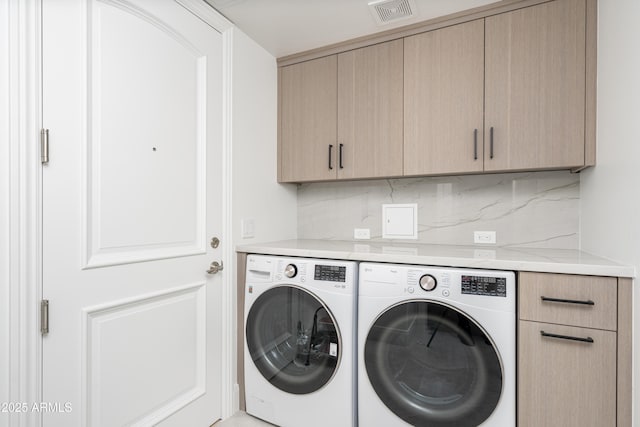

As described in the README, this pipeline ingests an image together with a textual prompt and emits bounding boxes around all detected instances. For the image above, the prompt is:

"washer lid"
[365,301,502,426]
[246,285,341,394]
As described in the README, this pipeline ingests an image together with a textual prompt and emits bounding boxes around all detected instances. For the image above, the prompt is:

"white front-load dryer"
[358,262,516,427]
[244,255,357,427]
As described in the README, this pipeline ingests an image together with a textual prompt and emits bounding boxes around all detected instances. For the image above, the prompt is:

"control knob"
[419,274,437,292]
[284,264,298,278]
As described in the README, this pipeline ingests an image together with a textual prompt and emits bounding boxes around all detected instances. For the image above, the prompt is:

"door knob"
[207,260,224,274]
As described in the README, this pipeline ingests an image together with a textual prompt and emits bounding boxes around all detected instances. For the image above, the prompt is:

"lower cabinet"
[518,272,631,427]
[518,321,616,426]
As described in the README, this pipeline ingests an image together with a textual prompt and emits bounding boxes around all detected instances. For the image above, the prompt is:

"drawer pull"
[540,330,594,344]
[540,296,595,306]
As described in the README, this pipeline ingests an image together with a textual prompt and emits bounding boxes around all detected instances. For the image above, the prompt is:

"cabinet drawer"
[519,272,617,331]
[518,320,616,427]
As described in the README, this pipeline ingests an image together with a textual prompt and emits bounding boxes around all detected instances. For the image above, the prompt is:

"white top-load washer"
[244,255,357,427]
[358,262,515,427]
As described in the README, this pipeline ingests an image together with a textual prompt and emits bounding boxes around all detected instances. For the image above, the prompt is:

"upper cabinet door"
[337,40,404,180]
[485,0,586,171]
[280,56,337,182]
[404,20,485,176]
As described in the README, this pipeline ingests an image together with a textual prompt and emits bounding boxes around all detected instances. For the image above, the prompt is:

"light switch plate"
[241,219,255,239]
[382,204,418,239]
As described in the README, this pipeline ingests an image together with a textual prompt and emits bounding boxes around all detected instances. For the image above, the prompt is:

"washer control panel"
[314,264,347,282]
[247,255,356,295]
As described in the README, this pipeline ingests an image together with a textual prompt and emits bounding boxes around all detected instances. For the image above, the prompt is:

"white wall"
[580,0,640,423]
[231,28,297,246]
[230,27,297,408]
[0,0,10,424]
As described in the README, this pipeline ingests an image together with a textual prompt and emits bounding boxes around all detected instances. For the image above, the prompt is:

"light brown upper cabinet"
[484,0,587,171]
[279,55,337,182]
[278,0,595,182]
[404,20,485,176]
[337,40,404,180]
[279,40,403,183]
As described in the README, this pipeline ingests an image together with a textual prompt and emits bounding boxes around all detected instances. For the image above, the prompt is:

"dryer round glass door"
[246,285,341,394]
[364,301,502,427]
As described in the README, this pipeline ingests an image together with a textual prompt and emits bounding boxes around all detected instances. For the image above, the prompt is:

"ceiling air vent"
[368,0,417,25]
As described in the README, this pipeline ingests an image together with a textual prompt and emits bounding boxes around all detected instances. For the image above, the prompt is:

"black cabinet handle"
[339,143,344,169]
[473,129,478,160]
[489,127,494,159]
[540,330,594,344]
[541,296,595,306]
[328,144,333,170]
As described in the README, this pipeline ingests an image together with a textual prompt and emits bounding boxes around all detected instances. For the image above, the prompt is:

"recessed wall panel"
[85,0,206,267]
[84,283,206,427]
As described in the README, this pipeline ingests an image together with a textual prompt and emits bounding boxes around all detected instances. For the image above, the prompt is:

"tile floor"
[215,411,274,426]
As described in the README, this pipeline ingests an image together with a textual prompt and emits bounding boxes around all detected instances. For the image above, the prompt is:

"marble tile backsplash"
[297,171,580,249]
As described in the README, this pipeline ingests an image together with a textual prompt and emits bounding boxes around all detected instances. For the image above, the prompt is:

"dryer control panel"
[461,275,507,297]
[359,263,515,312]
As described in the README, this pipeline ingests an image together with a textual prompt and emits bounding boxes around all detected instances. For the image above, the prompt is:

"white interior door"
[42,1,224,426]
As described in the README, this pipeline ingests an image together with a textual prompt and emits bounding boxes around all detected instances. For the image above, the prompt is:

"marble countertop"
[236,239,635,278]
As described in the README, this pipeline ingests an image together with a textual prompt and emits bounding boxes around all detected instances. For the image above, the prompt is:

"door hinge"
[40,299,49,335]
[40,128,49,164]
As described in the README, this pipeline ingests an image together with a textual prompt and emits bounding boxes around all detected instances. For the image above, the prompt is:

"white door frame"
[5,1,43,426]
[177,0,237,420]
[5,0,236,425]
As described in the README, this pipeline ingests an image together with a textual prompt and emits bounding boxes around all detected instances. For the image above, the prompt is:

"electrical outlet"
[354,228,371,240]
[474,231,496,244]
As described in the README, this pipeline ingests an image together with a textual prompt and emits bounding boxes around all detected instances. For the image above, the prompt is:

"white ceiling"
[204,0,499,58]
